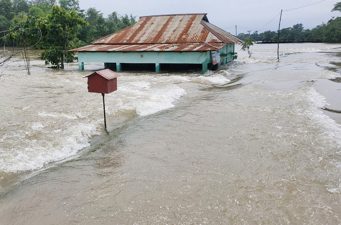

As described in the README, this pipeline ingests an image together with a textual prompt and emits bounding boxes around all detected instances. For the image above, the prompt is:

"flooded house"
[72,13,241,73]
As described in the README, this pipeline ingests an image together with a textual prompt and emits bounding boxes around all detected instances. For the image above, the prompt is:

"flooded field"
[0,43,340,224]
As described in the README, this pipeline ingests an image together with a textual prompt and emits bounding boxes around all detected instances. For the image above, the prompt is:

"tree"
[241,37,253,58]
[80,8,106,42]
[106,12,121,33]
[292,24,304,42]
[332,2,341,12]
[12,0,29,14]
[29,0,56,12]
[105,12,136,34]
[28,5,47,17]
[311,24,326,42]
[40,6,86,68]
[0,16,10,31]
[120,14,132,28]
[30,0,56,6]
[9,12,43,74]
[0,0,13,20]
[59,0,79,10]
[323,18,341,42]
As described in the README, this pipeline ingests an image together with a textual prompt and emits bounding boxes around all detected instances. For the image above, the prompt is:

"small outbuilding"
[73,13,241,73]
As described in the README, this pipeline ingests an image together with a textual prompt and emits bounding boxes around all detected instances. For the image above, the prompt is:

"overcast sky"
[79,0,339,34]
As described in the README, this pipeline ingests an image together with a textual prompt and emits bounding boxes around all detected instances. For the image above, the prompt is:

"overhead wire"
[0,29,10,34]
[0,26,43,50]
[0,24,22,34]
[237,0,334,34]
[0,26,43,75]
[256,12,282,32]
[284,0,332,12]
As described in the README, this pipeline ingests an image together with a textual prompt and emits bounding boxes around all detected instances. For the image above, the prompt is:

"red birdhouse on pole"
[86,69,118,93]
[85,69,118,132]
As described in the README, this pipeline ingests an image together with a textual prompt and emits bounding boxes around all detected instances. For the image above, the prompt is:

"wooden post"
[277,9,283,62]
[102,93,108,133]
[22,46,30,75]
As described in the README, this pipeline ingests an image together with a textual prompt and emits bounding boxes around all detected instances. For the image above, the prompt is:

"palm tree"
[332,2,341,12]
[241,38,253,58]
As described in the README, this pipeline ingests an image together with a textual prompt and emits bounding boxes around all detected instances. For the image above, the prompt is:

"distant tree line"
[0,0,136,68]
[238,2,341,43]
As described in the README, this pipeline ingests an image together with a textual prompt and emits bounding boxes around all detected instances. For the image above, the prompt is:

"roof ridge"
[140,13,207,18]
[92,42,223,45]
[72,42,226,52]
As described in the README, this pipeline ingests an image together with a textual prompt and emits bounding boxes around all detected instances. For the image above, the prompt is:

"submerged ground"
[0,43,340,224]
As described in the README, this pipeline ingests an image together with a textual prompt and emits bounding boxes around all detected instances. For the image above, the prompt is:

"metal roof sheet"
[93,14,239,45]
[201,21,242,44]
[73,43,225,52]
[73,13,241,53]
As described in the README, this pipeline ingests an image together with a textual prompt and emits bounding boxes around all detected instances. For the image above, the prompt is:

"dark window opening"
[160,63,202,72]
[104,63,116,71]
[209,63,219,71]
[121,63,155,72]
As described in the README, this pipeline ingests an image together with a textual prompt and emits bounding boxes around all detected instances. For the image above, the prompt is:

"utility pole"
[235,25,238,36]
[277,9,283,62]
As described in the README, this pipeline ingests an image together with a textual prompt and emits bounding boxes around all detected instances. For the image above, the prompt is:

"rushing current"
[0,43,340,224]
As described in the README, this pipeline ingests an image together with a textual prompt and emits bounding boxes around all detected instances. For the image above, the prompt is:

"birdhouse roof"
[86,69,118,80]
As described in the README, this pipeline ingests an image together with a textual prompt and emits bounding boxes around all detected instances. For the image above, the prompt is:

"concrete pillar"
[79,62,84,71]
[116,63,122,72]
[155,63,160,73]
[201,63,208,74]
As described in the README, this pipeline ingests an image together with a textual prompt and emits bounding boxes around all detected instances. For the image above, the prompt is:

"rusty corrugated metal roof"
[73,13,240,52]
[201,21,242,44]
[93,14,231,45]
[72,43,225,52]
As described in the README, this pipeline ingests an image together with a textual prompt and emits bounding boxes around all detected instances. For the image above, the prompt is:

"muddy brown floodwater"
[0,43,340,224]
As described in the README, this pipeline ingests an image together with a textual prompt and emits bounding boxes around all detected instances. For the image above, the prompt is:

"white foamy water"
[192,74,231,85]
[327,186,341,194]
[235,43,341,65]
[1,43,340,174]
[31,122,44,131]
[0,44,340,176]
[115,81,187,116]
[320,70,341,80]
[0,123,97,172]
[304,87,341,147]
[38,112,79,120]
[0,68,233,173]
